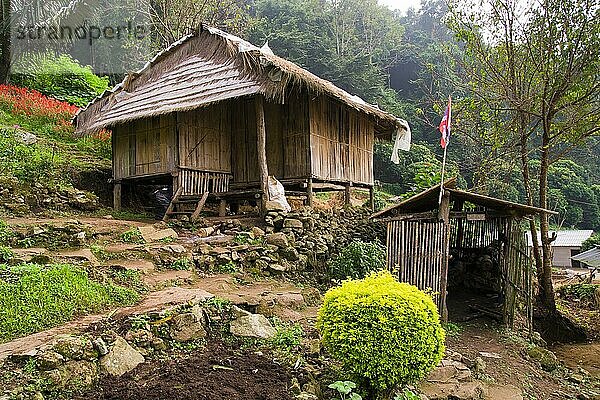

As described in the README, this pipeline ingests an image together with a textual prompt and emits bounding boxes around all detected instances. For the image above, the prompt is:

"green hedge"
[317,271,445,396]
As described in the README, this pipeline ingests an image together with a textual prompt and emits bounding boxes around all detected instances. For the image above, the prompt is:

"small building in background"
[526,230,594,268]
[571,245,600,269]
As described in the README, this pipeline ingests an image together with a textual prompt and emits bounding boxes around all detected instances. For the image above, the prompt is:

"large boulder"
[52,335,97,361]
[230,314,276,339]
[99,336,145,377]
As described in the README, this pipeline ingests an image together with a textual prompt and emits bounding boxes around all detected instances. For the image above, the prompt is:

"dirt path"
[446,323,567,399]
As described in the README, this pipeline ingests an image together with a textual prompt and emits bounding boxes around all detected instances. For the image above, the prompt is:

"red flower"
[0,84,79,130]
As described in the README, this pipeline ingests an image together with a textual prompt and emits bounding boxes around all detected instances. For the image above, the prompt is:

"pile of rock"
[35,185,99,211]
[2,295,287,399]
[419,351,488,400]
[0,175,29,214]
[6,221,91,250]
[193,206,384,274]
[194,231,309,274]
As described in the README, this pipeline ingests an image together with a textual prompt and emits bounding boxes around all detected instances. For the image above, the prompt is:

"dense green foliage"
[11,54,109,107]
[558,284,600,308]
[582,234,600,252]
[0,263,139,342]
[328,240,386,280]
[249,0,406,115]
[317,271,445,395]
[374,141,462,196]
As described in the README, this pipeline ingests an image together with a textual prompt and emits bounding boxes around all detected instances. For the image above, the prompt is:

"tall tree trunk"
[537,123,557,312]
[518,119,543,278]
[0,0,10,83]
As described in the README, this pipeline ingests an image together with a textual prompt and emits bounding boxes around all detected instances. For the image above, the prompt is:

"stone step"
[103,259,156,274]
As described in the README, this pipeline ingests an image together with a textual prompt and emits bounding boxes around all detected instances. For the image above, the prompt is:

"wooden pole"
[307,178,313,207]
[439,191,451,322]
[113,182,122,212]
[438,145,448,205]
[344,183,351,206]
[369,186,375,212]
[255,95,269,215]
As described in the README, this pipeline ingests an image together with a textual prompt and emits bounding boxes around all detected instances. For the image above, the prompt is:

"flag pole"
[438,145,448,205]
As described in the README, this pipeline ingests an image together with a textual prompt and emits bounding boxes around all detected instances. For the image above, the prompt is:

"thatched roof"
[371,178,557,219]
[74,25,406,135]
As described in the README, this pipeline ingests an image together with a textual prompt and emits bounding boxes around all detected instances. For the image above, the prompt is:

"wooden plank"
[255,95,269,214]
[113,183,122,211]
[191,192,209,222]
[163,186,183,221]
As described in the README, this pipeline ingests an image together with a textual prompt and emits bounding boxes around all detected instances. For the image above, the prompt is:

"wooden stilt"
[219,199,227,217]
[307,178,313,207]
[191,192,209,222]
[113,182,122,211]
[369,186,375,212]
[344,183,351,206]
[255,96,269,215]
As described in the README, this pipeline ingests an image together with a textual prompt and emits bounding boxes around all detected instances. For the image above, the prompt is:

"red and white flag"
[439,96,452,149]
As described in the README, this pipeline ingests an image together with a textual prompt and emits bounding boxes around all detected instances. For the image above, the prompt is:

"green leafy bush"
[581,233,600,251]
[0,246,13,262]
[317,271,445,396]
[328,240,386,280]
[0,263,139,342]
[11,53,109,107]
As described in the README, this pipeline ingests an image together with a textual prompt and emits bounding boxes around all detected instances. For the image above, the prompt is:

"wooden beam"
[255,95,269,215]
[113,183,122,212]
[191,192,209,222]
[439,191,451,323]
[438,191,451,224]
[307,177,313,207]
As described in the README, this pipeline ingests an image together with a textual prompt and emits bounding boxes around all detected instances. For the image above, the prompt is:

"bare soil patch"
[80,342,295,400]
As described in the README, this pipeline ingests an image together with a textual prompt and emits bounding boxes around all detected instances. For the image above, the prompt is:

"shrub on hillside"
[11,53,109,107]
[581,233,600,252]
[328,240,386,280]
[317,271,445,397]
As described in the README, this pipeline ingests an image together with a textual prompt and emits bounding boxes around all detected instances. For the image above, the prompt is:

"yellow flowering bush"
[317,271,445,395]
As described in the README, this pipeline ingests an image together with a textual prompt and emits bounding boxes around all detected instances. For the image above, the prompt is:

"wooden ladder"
[163,188,209,222]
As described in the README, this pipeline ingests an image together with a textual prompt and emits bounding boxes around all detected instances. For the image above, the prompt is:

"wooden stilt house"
[73,25,409,219]
[371,179,557,328]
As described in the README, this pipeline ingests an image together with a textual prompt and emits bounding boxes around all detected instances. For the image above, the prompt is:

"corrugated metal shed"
[572,246,600,268]
[526,230,594,247]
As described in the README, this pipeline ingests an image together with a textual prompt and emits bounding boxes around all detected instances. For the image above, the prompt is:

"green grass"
[0,263,140,342]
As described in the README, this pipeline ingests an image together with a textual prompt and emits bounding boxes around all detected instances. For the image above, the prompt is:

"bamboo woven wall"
[387,220,447,309]
[309,96,374,185]
[386,216,532,327]
[231,96,311,184]
[178,104,231,173]
[112,114,177,179]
